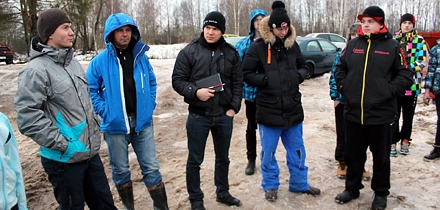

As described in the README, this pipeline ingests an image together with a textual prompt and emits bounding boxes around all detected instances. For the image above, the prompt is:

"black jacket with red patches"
[335,30,413,125]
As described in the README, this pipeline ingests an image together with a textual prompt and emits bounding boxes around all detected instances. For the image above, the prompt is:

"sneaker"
[400,139,410,155]
[390,144,397,157]
[362,169,371,181]
[371,194,387,210]
[335,190,360,204]
[245,160,255,175]
[216,192,241,206]
[423,147,440,161]
[301,186,321,196]
[337,161,347,179]
[265,189,277,202]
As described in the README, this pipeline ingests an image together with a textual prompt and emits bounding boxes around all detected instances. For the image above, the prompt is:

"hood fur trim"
[260,15,296,49]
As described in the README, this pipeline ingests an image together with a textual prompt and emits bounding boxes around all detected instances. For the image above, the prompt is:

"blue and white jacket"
[86,13,157,134]
[235,9,268,102]
[0,113,27,210]
[329,51,345,104]
[424,39,440,95]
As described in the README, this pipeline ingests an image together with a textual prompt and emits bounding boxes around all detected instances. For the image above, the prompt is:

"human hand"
[334,100,340,108]
[196,88,215,101]
[226,109,235,117]
[423,90,431,105]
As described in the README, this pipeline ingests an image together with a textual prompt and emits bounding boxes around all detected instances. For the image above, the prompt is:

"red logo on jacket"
[374,50,390,55]
[353,48,364,54]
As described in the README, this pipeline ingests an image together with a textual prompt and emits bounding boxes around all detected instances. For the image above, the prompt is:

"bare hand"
[196,88,215,101]
[334,100,340,108]
[226,109,235,117]
[423,90,431,105]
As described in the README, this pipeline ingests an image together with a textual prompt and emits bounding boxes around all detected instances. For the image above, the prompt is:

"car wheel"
[306,63,314,79]
[6,60,13,65]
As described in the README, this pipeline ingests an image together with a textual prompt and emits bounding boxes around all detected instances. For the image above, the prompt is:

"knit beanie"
[37,8,72,44]
[400,13,415,26]
[268,1,290,28]
[357,6,385,25]
[203,11,226,34]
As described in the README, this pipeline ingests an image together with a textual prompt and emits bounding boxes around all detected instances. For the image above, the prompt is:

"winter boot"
[423,147,440,161]
[337,161,347,179]
[148,182,169,210]
[117,181,135,210]
[245,160,256,175]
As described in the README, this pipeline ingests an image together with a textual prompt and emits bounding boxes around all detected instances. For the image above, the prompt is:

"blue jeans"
[259,123,310,192]
[103,116,162,188]
[41,155,117,210]
[185,112,233,203]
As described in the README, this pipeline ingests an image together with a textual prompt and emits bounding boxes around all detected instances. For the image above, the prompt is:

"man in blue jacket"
[86,13,168,210]
[235,8,268,176]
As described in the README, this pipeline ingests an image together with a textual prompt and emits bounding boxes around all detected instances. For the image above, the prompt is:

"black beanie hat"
[37,8,72,44]
[268,1,290,28]
[357,6,385,25]
[400,13,415,26]
[203,11,226,34]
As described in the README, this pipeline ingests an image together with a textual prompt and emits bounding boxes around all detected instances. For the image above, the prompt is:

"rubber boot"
[117,181,135,210]
[148,182,169,210]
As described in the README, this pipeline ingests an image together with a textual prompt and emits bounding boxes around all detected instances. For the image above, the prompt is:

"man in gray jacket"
[14,8,116,210]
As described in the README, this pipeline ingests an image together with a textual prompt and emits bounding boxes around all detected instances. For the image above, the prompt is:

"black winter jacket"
[241,16,308,128]
[172,34,242,116]
[335,29,413,125]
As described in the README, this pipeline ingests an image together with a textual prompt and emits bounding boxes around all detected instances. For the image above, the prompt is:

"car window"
[329,35,345,42]
[317,34,329,40]
[318,40,337,52]
[0,47,9,51]
[306,41,321,52]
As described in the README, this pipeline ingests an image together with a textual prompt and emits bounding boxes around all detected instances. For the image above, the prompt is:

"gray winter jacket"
[14,37,101,163]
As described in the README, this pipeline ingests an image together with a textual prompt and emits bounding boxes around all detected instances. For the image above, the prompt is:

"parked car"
[296,37,341,79]
[224,36,246,46]
[305,33,346,49]
[0,44,13,65]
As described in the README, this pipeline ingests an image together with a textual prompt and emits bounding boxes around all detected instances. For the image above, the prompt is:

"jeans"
[103,116,162,188]
[245,100,257,161]
[259,123,310,192]
[41,155,117,210]
[185,112,233,203]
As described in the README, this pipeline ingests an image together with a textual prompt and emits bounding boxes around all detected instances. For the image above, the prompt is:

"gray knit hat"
[37,8,72,44]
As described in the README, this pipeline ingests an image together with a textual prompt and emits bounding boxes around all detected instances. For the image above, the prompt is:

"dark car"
[296,37,341,79]
[0,44,13,65]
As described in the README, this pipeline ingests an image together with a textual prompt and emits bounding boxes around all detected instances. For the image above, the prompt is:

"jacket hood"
[259,15,296,49]
[104,13,141,44]
[29,36,73,65]
[249,9,268,35]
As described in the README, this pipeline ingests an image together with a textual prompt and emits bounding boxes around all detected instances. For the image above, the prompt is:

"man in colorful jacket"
[235,8,268,176]
[0,112,27,210]
[14,8,116,209]
[86,13,168,210]
[391,13,428,156]
[334,6,413,210]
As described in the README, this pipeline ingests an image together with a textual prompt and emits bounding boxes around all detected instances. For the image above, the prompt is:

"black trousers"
[334,103,345,161]
[245,100,258,161]
[344,120,392,196]
[392,95,417,144]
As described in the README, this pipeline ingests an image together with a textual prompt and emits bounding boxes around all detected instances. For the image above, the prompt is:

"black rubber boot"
[148,182,169,210]
[117,181,135,210]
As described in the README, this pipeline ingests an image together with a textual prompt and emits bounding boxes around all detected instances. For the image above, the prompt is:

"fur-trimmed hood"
[259,15,297,49]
